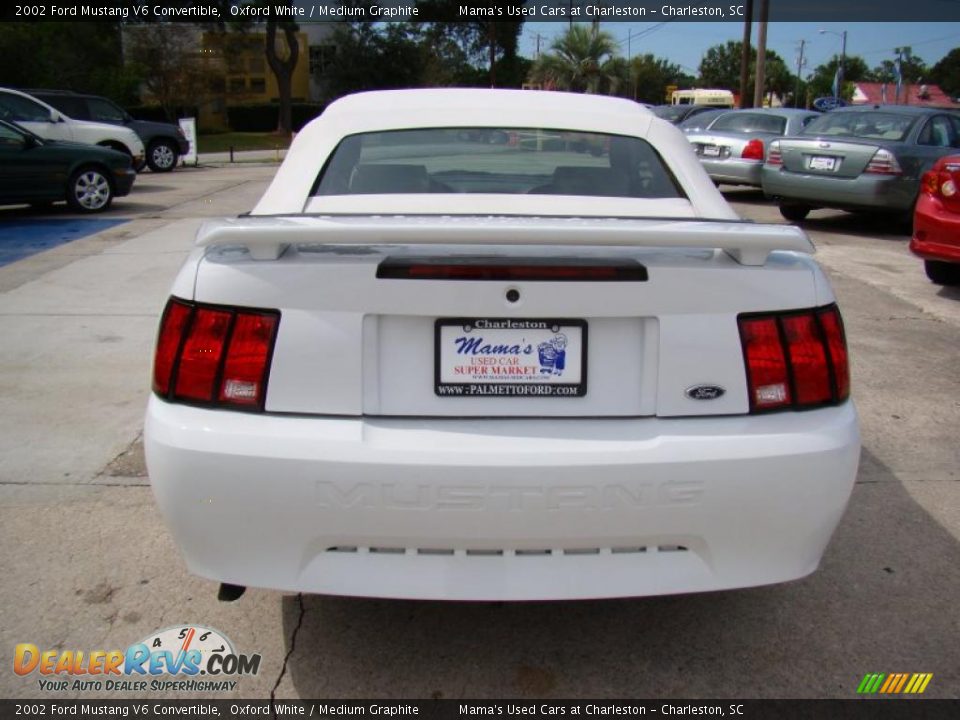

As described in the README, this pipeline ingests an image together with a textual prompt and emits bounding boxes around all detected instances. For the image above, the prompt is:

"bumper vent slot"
[325,545,686,556]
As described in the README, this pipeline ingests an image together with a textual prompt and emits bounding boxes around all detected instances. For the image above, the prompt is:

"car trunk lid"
[188,216,819,419]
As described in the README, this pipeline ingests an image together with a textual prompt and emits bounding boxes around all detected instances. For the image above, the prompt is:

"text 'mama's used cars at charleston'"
[0,87,145,169]
[0,119,135,212]
[761,105,960,222]
[145,89,860,602]
[684,108,819,187]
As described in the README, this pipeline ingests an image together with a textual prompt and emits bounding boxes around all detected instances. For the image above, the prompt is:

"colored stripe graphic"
[858,672,932,694]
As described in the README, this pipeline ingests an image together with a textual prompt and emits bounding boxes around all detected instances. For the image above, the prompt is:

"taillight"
[742,138,765,161]
[152,300,192,396]
[738,305,850,412]
[152,298,279,411]
[921,169,958,199]
[864,148,902,175]
[765,141,783,166]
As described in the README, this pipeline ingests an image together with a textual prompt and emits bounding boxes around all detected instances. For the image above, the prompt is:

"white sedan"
[145,89,860,601]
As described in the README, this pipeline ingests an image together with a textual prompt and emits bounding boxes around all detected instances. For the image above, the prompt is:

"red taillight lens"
[152,298,280,411]
[739,305,851,412]
[218,312,278,407]
[781,314,831,405]
[765,141,782,166]
[742,138,765,161]
[153,300,192,396]
[921,170,940,197]
[817,306,850,401]
[739,317,792,410]
[175,308,232,401]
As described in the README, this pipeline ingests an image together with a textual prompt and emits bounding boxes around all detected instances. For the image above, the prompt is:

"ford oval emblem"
[819,142,831,149]
[686,385,726,401]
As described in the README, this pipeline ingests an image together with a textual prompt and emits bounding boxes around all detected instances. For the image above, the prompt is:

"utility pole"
[794,39,806,108]
[489,22,496,88]
[739,0,753,108]
[752,0,769,108]
[627,29,633,59]
[894,46,912,104]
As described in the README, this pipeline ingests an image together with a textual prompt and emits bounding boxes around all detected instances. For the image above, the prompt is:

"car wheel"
[147,140,179,172]
[66,167,113,213]
[779,203,811,222]
[924,260,960,286]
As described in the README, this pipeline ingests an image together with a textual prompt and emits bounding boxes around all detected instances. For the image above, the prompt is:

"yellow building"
[199,30,311,130]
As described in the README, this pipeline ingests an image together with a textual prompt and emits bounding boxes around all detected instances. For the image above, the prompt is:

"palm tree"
[529,25,621,94]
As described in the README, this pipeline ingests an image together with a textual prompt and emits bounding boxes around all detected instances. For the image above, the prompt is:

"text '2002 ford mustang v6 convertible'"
[145,89,860,602]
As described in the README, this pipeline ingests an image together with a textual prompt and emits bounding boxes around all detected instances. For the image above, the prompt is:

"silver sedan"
[684,109,820,187]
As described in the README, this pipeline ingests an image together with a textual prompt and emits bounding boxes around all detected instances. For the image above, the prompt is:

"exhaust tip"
[217,583,246,602]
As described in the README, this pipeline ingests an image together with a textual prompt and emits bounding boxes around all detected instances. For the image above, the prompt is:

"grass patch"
[197,132,292,154]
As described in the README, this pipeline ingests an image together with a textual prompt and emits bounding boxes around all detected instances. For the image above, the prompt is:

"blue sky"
[518,22,960,79]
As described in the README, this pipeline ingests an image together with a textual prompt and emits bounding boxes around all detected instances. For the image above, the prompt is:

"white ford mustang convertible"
[145,89,860,601]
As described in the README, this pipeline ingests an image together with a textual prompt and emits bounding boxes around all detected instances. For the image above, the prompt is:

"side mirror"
[23,134,40,149]
[48,111,60,123]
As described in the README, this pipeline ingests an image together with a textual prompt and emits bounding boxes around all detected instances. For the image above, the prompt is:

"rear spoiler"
[196,215,814,266]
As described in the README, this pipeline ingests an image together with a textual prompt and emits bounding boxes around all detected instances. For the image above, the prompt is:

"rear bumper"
[761,166,916,211]
[700,157,763,186]
[145,397,860,601]
[911,195,960,263]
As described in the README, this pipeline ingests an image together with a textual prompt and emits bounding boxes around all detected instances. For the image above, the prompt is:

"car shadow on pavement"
[280,448,960,699]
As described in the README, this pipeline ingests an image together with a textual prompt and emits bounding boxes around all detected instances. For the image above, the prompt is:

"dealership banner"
[2,700,960,719]
[4,0,960,22]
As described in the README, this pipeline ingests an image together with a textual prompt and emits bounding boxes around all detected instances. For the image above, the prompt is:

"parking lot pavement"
[0,171,958,700]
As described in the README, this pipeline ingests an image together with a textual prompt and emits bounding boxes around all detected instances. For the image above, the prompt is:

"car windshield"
[312,128,683,199]
[708,113,787,134]
[678,110,724,130]
[651,106,688,122]
[801,111,916,141]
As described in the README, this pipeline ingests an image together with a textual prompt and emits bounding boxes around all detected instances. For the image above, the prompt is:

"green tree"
[265,16,300,136]
[528,24,621,93]
[698,41,795,104]
[0,23,139,104]
[930,47,960,97]
[698,40,744,89]
[125,24,211,121]
[871,55,927,85]
[807,55,871,100]
[624,53,691,103]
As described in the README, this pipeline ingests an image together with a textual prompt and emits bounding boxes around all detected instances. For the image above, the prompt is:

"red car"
[912,155,960,285]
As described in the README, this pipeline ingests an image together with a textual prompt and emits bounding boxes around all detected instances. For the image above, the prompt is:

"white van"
[671,89,735,107]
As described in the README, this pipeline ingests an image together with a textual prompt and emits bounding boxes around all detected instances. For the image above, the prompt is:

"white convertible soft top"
[251,88,737,220]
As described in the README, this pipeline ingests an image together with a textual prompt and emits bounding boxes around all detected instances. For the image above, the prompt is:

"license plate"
[435,319,587,397]
[809,156,836,171]
[702,145,721,157]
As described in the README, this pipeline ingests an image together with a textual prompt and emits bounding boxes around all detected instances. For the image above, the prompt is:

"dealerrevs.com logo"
[14,625,261,693]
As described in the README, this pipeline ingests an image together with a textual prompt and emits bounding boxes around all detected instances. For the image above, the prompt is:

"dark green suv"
[30,90,189,172]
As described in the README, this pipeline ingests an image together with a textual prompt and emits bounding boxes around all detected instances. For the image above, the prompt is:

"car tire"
[779,203,811,222]
[147,140,179,172]
[924,260,960,286]
[66,166,114,213]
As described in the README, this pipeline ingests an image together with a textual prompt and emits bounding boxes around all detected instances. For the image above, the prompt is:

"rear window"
[801,111,916,141]
[708,113,787,134]
[312,128,683,199]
